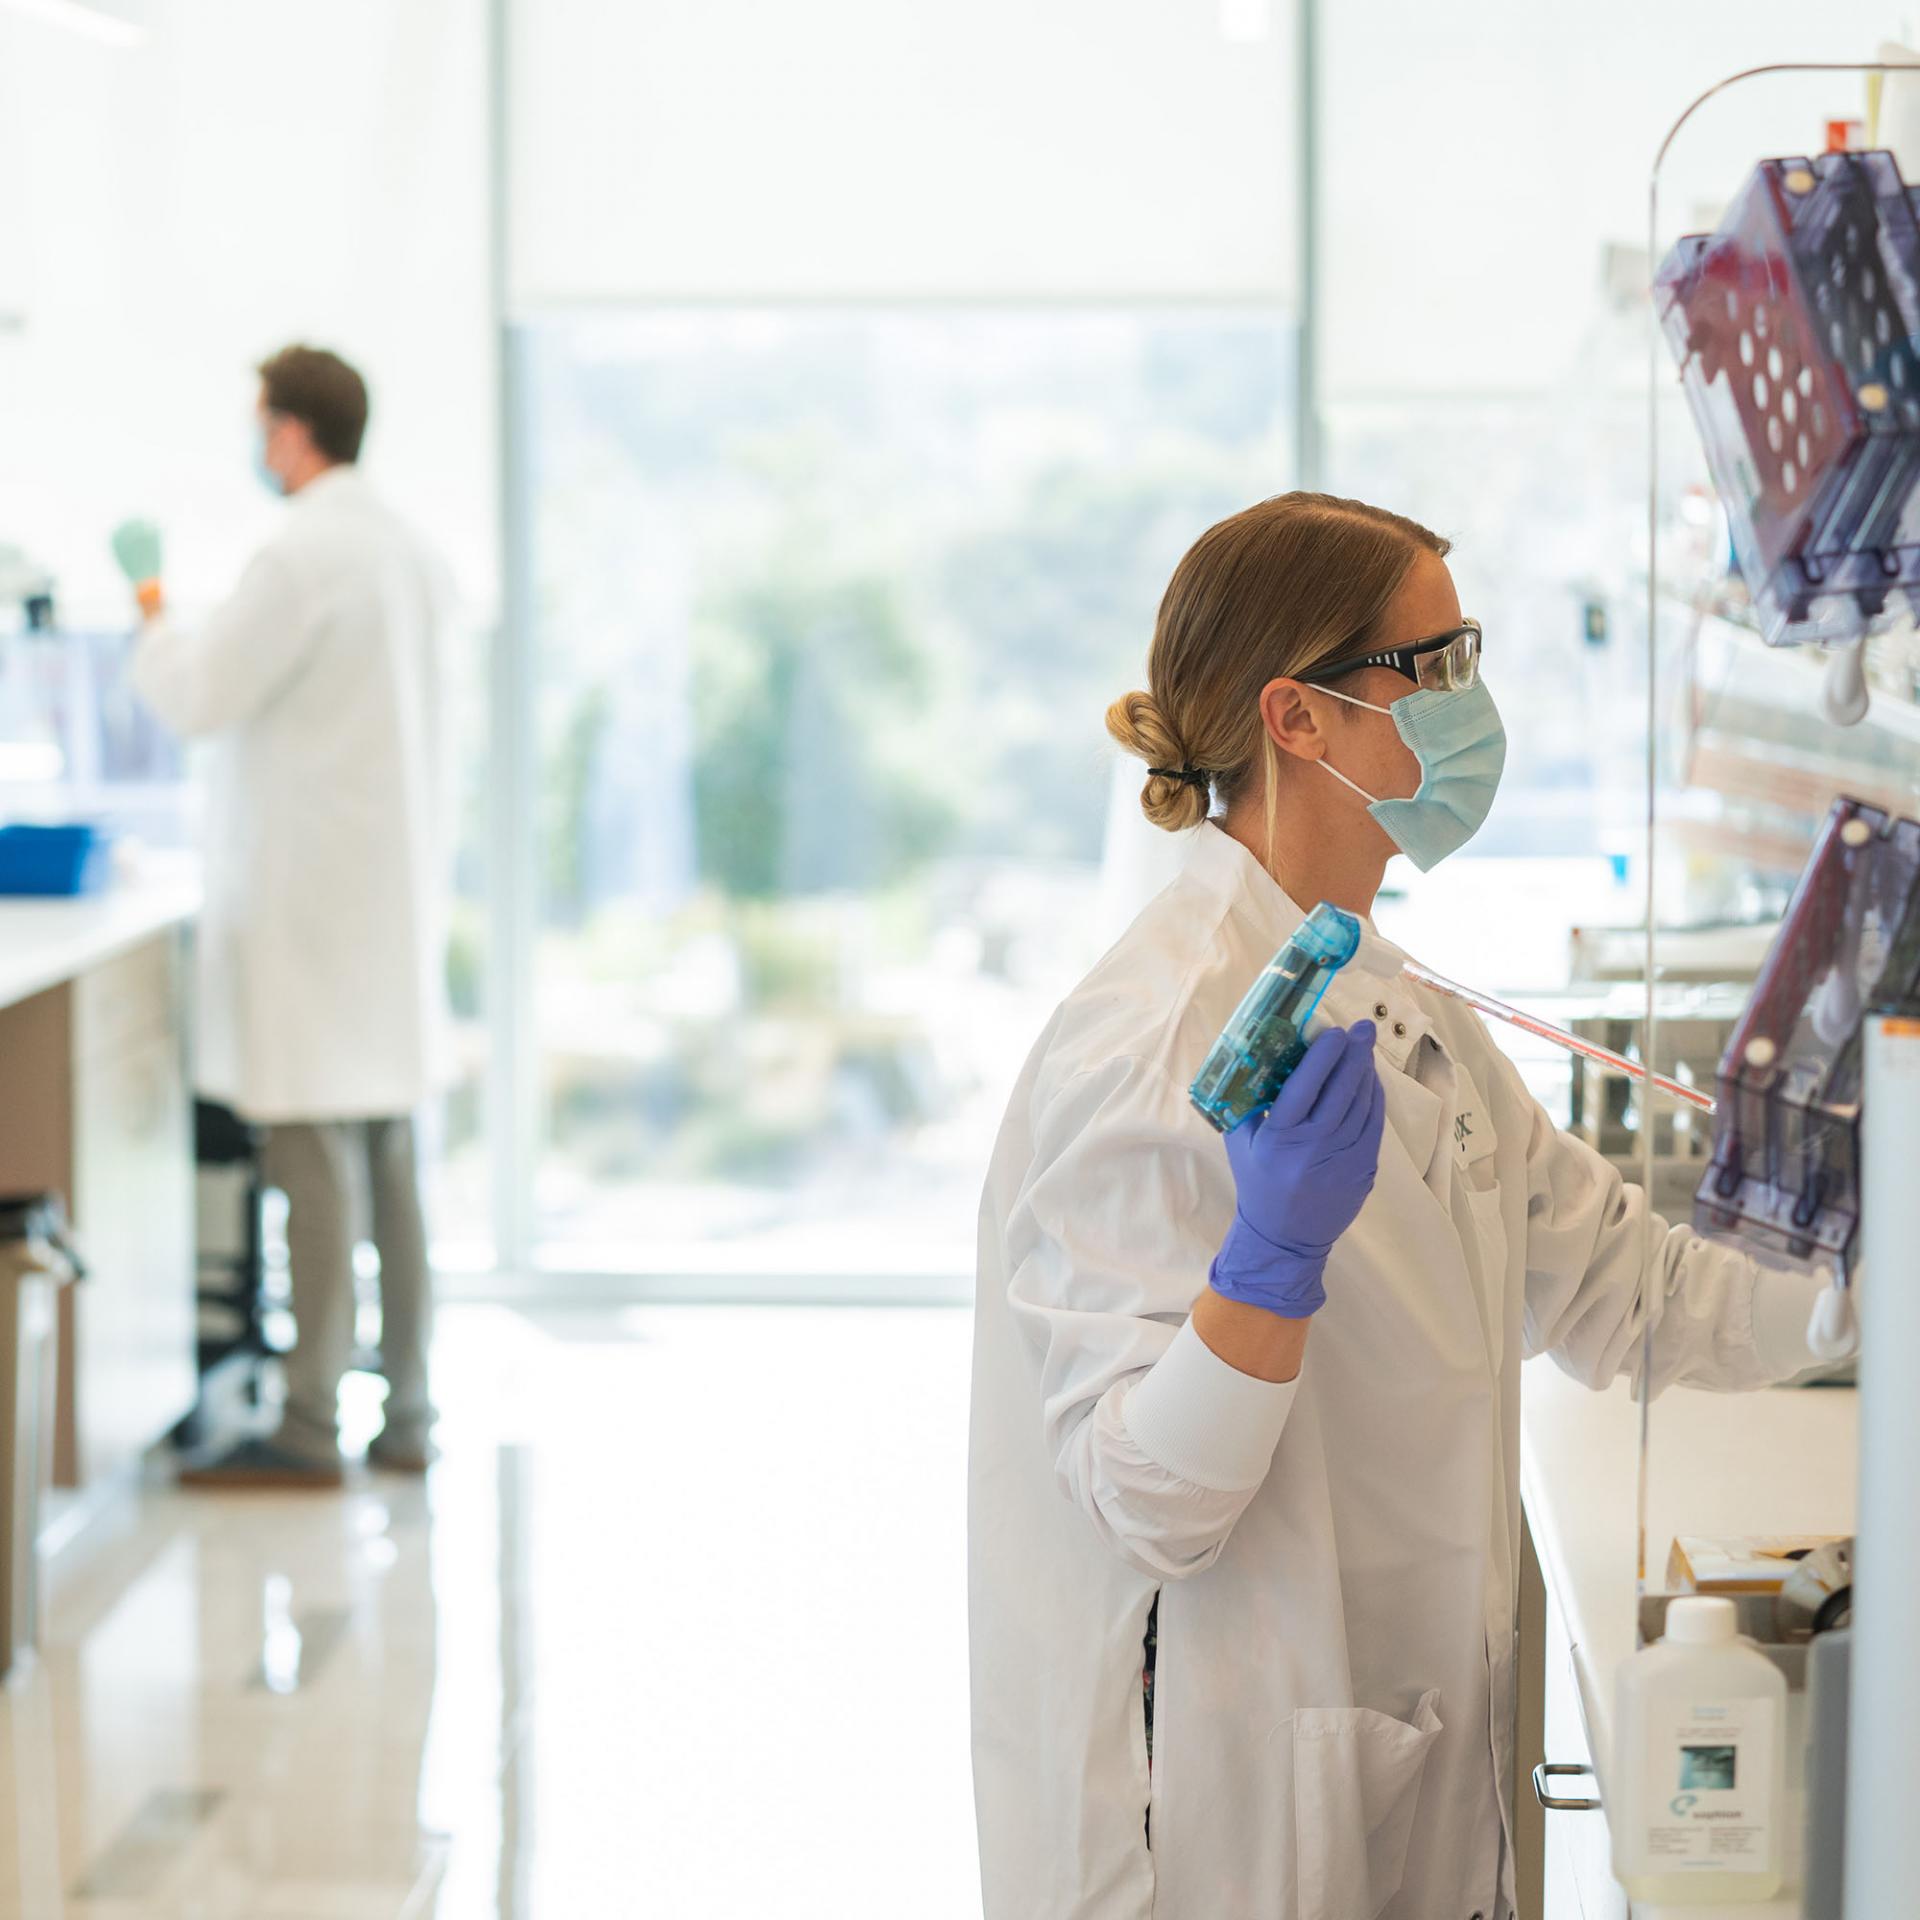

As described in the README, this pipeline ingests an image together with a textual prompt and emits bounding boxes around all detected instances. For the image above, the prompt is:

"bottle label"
[1642,1697,1778,1868]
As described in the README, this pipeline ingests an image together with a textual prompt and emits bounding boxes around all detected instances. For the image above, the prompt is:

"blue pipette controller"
[1189,902,1364,1132]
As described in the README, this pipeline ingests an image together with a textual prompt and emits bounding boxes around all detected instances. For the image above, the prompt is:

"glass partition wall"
[1316,4,1920,1034]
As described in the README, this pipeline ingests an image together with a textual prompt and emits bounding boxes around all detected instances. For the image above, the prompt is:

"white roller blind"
[508,0,1298,306]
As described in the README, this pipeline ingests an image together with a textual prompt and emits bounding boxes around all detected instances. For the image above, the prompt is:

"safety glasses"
[1303,618,1483,693]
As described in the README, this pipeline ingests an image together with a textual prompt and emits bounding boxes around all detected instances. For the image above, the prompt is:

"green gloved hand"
[110,518,164,586]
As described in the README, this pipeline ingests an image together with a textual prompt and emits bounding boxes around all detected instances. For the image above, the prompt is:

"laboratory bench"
[1519,1363,1858,1920]
[0,856,201,1545]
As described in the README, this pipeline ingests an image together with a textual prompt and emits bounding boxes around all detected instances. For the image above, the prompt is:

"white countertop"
[0,852,201,1010]
[1520,1362,1858,1919]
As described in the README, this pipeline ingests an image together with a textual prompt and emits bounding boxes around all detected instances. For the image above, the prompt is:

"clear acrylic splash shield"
[1641,68,1920,1622]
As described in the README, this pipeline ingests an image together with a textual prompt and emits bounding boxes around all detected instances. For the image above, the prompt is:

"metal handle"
[1533,1762,1603,1812]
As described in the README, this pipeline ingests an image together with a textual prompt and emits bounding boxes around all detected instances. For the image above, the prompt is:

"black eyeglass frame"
[1297,618,1482,692]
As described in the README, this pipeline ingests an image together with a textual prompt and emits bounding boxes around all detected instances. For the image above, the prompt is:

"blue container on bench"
[0,824,113,897]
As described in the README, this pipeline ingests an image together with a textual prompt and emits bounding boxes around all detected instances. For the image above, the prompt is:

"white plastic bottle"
[1610,1596,1787,1904]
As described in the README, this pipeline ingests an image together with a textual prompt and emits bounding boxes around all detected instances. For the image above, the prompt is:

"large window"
[520,309,1295,1276]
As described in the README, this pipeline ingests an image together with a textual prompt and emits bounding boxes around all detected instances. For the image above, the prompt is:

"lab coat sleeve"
[1004,1052,1299,1582]
[130,548,311,736]
[1512,1080,1824,1393]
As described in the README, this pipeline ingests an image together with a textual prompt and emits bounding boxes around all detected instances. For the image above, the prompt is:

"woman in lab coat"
[967,493,1832,1920]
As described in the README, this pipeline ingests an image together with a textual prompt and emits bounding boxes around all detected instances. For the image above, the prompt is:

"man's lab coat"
[133,465,451,1123]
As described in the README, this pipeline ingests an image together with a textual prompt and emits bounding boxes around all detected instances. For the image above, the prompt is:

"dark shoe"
[365,1434,439,1474]
[178,1436,345,1489]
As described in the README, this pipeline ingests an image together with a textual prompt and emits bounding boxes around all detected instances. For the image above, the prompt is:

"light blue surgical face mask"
[1316,679,1507,872]
[252,426,286,497]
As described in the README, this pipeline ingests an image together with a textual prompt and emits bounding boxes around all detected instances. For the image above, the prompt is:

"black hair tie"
[1148,765,1209,790]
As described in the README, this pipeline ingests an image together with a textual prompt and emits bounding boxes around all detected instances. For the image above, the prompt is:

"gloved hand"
[1209,1020,1386,1319]
[110,518,164,585]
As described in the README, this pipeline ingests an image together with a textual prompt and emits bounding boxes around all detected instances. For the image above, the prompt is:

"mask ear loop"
[1318,756,1381,807]
[1308,682,1389,806]
[1316,682,1396,719]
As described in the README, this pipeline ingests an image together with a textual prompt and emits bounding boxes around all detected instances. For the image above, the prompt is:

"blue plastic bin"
[0,825,112,897]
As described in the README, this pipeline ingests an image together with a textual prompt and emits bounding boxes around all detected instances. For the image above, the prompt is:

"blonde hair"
[1106,492,1451,844]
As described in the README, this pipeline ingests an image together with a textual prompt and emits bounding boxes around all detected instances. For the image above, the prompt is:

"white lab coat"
[132,466,452,1123]
[969,822,1821,1920]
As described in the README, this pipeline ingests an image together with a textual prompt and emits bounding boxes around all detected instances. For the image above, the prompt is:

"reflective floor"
[2,1305,980,1918]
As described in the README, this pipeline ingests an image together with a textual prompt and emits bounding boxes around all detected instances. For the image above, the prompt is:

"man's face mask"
[253,417,287,497]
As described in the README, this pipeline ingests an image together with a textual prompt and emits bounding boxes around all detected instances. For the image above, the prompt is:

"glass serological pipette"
[1391,957,1719,1116]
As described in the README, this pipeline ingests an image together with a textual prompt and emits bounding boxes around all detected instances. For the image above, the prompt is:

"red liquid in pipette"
[1400,961,1718,1116]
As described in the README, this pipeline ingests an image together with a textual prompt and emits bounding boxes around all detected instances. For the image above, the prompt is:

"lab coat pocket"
[1292,1688,1443,1920]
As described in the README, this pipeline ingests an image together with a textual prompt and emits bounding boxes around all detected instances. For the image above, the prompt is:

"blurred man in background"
[112,344,452,1487]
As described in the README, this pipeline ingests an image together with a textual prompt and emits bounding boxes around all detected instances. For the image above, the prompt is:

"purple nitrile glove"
[1209,1020,1387,1319]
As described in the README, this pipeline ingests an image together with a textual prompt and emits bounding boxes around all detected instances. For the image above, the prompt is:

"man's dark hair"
[257,344,370,464]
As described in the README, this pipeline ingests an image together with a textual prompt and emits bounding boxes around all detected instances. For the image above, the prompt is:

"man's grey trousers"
[261,1116,435,1465]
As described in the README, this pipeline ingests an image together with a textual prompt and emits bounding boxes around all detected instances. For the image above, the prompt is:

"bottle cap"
[1665,1596,1739,1646]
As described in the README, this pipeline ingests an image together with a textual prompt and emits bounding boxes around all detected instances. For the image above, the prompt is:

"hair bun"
[1105,689,1209,831]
